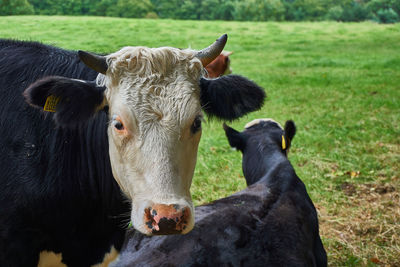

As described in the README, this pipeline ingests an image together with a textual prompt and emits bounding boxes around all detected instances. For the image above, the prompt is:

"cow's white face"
[99,47,204,235]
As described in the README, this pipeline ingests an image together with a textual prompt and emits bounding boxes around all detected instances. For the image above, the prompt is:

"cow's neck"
[246,149,293,190]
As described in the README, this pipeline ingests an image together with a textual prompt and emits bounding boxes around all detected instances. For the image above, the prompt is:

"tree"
[91,0,118,16]
[177,0,200,20]
[28,0,82,15]
[151,0,182,19]
[81,0,99,15]
[259,0,285,21]
[233,0,285,21]
[340,1,370,21]
[0,0,34,15]
[326,5,343,20]
[289,0,326,20]
[216,0,235,20]
[200,0,220,20]
[115,0,154,18]
[366,0,400,22]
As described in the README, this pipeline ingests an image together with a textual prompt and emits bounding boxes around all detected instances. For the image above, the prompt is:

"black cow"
[0,38,265,267]
[113,118,327,267]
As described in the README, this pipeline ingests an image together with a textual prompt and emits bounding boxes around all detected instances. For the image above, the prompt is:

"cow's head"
[24,35,265,235]
[223,119,296,185]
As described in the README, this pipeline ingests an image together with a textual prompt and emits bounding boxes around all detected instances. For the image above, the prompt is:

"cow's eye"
[112,116,125,132]
[191,116,202,134]
[114,121,124,131]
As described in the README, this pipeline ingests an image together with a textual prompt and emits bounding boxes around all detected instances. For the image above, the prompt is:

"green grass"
[1,16,399,266]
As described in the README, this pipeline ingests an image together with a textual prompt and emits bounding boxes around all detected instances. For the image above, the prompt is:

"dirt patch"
[359,183,395,195]
[318,181,400,266]
[340,182,356,196]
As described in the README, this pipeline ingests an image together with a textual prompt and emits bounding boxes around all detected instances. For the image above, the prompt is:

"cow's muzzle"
[144,204,191,235]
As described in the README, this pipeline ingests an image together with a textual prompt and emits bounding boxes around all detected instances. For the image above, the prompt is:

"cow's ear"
[223,123,246,151]
[199,75,265,121]
[24,76,105,128]
[283,120,296,149]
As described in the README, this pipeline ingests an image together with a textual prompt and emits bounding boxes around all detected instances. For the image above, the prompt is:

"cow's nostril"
[156,217,180,234]
[144,204,191,235]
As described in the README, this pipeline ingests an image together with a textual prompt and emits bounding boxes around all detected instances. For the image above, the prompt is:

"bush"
[366,0,400,20]
[376,8,399,23]
[341,2,370,22]
[326,6,343,21]
[145,11,158,19]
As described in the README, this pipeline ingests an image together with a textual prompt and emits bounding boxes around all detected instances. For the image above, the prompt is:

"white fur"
[244,118,283,130]
[98,46,204,234]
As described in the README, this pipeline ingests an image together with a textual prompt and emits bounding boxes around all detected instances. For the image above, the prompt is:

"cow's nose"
[144,204,191,235]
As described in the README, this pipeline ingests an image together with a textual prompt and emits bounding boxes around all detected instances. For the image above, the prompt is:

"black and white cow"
[0,35,265,266]
[113,119,327,267]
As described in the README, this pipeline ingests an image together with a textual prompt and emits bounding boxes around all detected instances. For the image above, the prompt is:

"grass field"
[1,16,399,266]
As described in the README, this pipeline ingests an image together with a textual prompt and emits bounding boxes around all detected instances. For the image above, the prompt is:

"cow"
[205,51,233,78]
[0,35,266,266]
[112,118,327,267]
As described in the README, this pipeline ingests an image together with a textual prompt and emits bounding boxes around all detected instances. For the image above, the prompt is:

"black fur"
[284,120,296,145]
[200,75,266,120]
[0,39,129,267]
[24,76,105,128]
[224,120,327,266]
[222,122,245,151]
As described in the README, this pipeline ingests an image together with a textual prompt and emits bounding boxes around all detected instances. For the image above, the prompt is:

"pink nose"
[144,204,191,235]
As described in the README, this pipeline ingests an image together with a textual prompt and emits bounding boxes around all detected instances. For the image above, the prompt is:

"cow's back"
[115,178,326,267]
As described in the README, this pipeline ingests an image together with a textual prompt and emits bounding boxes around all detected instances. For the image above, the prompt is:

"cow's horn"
[78,51,108,75]
[196,34,228,67]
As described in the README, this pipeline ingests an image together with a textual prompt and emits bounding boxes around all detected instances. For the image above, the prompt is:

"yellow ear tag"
[282,135,286,150]
[43,95,60,112]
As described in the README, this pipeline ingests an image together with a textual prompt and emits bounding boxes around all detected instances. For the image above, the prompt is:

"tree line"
[1,0,399,23]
